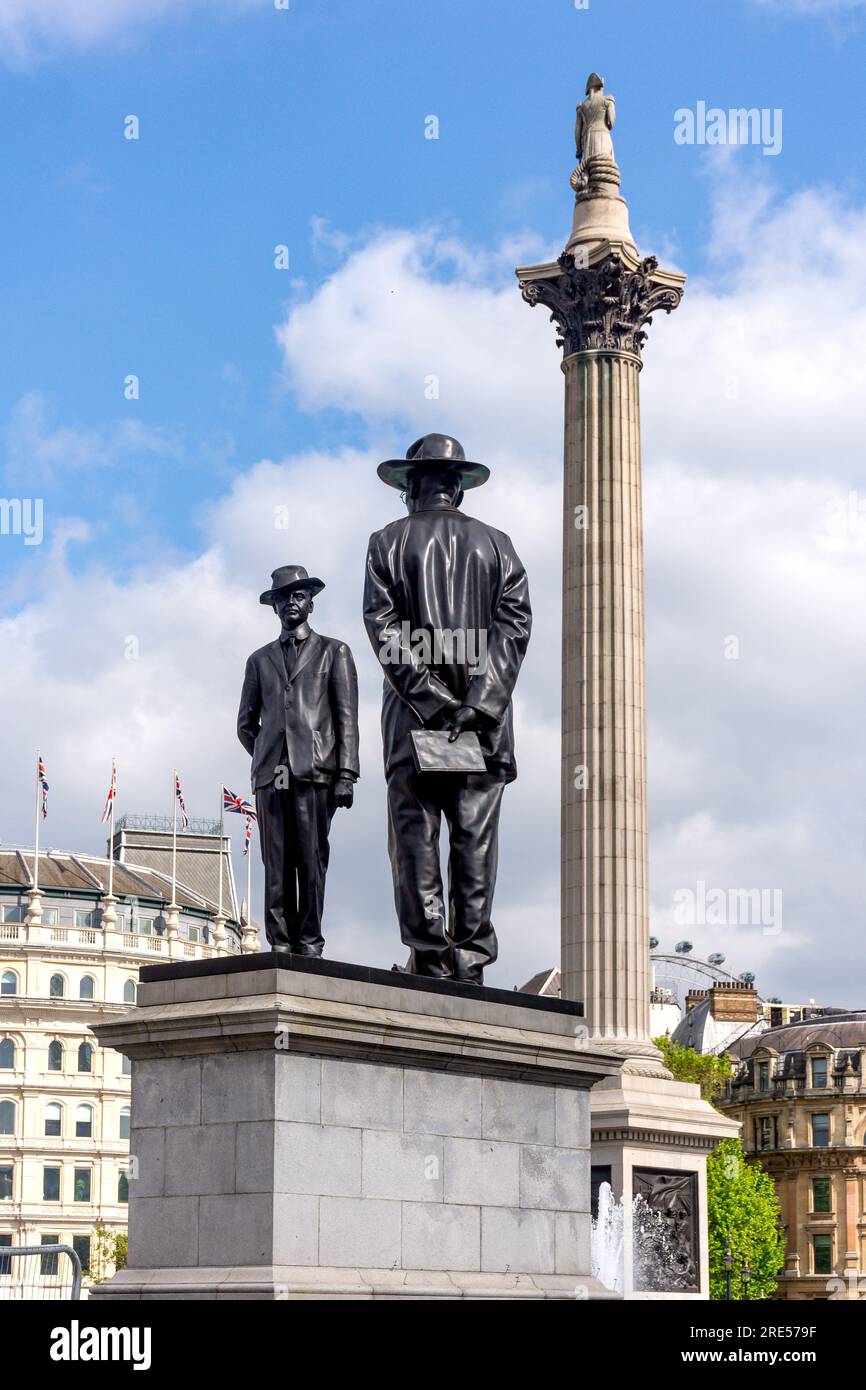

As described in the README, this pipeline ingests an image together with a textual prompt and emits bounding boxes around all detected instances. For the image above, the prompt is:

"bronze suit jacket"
[363,507,532,781]
[237,631,360,790]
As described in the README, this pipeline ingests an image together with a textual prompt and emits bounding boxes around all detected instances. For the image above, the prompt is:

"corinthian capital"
[518,250,685,358]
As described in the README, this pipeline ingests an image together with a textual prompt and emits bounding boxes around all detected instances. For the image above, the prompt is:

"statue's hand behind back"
[448,705,480,742]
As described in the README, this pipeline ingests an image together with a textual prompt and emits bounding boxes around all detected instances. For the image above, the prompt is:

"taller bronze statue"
[237,565,360,956]
[363,434,532,984]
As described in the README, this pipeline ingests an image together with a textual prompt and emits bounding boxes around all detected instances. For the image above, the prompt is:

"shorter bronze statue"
[237,566,360,956]
[363,435,532,984]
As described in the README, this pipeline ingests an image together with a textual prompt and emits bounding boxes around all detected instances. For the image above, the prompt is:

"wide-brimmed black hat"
[377,433,490,491]
[259,565,325,605]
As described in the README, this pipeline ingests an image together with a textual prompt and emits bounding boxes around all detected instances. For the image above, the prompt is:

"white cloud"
[4,166,866,1003]
[4,391,183,485]
[0,0,266,67]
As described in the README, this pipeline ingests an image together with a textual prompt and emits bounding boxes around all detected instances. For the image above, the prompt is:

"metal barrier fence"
[0,1244,82,1300]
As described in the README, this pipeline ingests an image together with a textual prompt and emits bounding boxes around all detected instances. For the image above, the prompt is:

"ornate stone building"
[717,1014,866,1300]
[0,835,243,1291]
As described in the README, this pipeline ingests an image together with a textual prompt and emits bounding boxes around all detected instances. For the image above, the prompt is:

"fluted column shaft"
[561,348,649,1043]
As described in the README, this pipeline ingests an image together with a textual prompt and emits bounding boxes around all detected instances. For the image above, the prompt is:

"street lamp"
[742,1260,751,1301]
[724,1238,733,1301]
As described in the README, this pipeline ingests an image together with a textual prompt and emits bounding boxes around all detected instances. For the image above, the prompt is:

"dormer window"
[758,1061,770,1092]
[811,1056,828,1088]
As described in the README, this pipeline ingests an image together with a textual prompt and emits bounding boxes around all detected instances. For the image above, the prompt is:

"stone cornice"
[92,990,625,1090]
[516,244,685,358]
[756,1148,866,1172]
[591,1126,720,1153]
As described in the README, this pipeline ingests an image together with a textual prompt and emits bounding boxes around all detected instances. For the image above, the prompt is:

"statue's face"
[274,588,313,628]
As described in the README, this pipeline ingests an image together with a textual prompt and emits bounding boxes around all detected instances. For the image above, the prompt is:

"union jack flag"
[243,814,255,857]
[101,760,117,824]
[174,773,188,831]
[222,785,256,820]
[37,753,49,819]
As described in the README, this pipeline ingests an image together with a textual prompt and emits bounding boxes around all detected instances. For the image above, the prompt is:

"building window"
[811,1056,828,1088]
[0,1039,15,1070]
[132,915,154,935]
[47,1040,63,1071]
[0,1165,13,1200]
[40,1235,60,1277]
[0,905,23,924]
[812,1114,830,1148]
[44,1102,62,1138]
[813,1233,833,1275]
[43,1166,61,1202]
[0,1100,14,1135]
[757,1116,776,1151]
[758,1061,770,1091]
[79,976,95,1001]
[75,1104,93,1139]
[49,974,65,999]
[0,971,17,996]
[72,1234,91,1275]
[185,924,201,943]
[118,1169,129,1203]
[812,1177,831,1213]
[42,908,59,926]
[122,1053,132,1077]
[77,1043,93,1074]
[74,910,95,930]
[74,1168,92,1203]
[123,979,137,1004]
[119,1106,131,1141]
[0,1233,11,1274]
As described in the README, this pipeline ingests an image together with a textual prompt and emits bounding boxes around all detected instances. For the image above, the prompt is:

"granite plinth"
[90,958,623,1301]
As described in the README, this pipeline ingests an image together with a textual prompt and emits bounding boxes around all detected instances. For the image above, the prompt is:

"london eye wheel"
[650,944,759,1007]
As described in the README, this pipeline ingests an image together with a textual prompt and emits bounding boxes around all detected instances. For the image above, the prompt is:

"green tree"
[89,1225,128,1284]
[706,1138,786,1300]
[656,1038,786,1299]
[653,1035,731,1103]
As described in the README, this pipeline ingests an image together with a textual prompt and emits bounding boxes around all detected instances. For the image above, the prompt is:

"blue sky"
[2,0,866,1002]
[2,0,865,565]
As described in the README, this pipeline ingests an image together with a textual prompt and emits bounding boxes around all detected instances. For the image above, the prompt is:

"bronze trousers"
[386,764,505,980]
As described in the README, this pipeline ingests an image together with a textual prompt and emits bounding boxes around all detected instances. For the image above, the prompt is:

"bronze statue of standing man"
[238,566,360,956]
[363,434,532,984]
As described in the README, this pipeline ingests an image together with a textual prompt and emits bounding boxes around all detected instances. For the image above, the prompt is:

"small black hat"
[376,433,490,491]
[259,565,325,605]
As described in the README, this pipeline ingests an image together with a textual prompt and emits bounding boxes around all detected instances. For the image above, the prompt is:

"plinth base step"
[90,1265,619,1301]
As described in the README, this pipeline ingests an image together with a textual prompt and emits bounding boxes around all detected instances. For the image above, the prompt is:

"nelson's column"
[517,73,737,1298]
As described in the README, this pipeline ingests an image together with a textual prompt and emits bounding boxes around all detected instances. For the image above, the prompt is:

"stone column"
[518,189,684,1074]
[562,346,648,1046]
[515,82,739,1299]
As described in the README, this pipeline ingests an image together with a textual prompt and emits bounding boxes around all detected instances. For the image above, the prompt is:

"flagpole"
[246,822,252,927]
[33,750,41,894]
[217,787,224,920]
[107,758,116,900]
[171,768,178,906]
